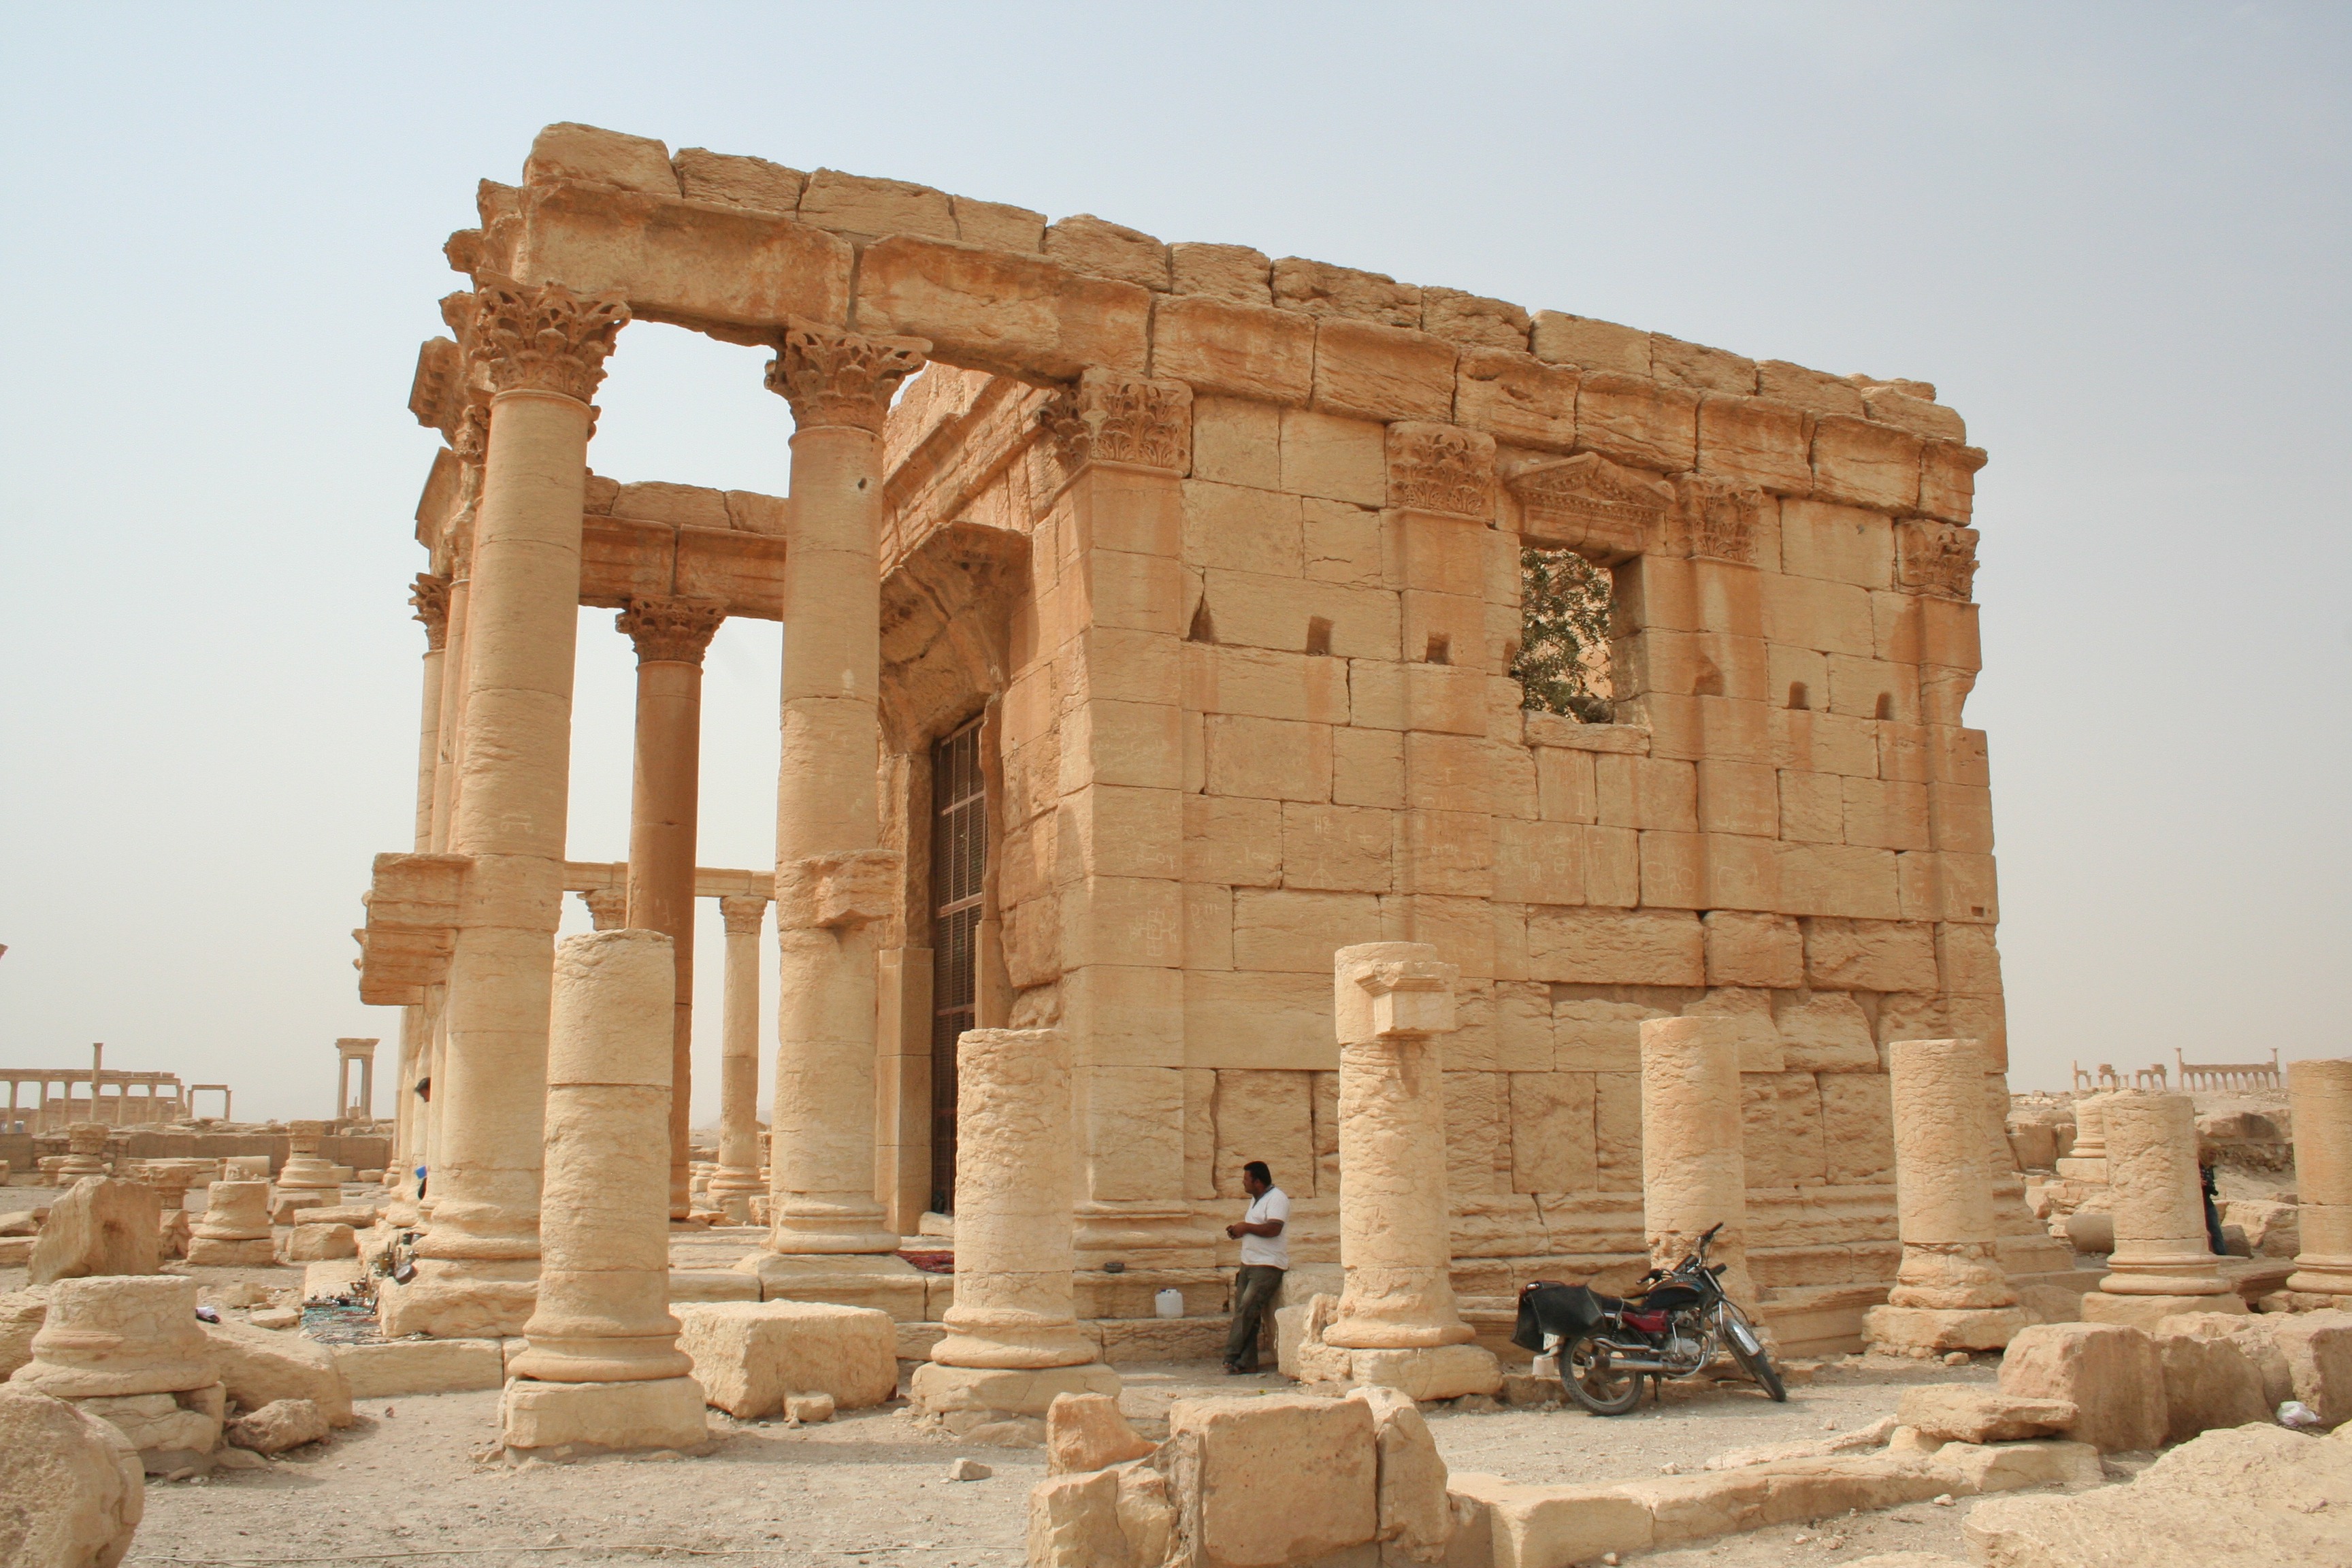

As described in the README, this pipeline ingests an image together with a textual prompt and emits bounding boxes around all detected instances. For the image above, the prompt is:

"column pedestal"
[2287,1058,2352,1298]
[708,896,768,1223]
[1313,943,1501,1401]
[1864,1038,2025,1356]
[2082,1092,2242,1330]
[502,930,709,1457]
[913,1028,1113,1433]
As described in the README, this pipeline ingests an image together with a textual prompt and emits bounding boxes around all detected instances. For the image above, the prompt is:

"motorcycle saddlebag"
[1512,1281,1609,1352]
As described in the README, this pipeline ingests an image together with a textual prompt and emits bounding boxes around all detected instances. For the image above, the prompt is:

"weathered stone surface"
[27,1179,161,1285]
[2272,1309,2352,1428]
[280,1222,357,1262]
[1895,1385,2074,1443]
[2159,1310,2296,1409]
[1160,1394,1377,1566]
[2153,1324,2269,1443]
[1963,1423,2352,1568]
[1997,1322,2168,1452]
[331,1339,502,1399]
[0,1388,144,1568]
[523,122,679,196]
[0,1287,48,1379]
[1046,1391,1155,1474]
[226,1398,329,1454]
[498,1375,711,1454]
[202,1320,354,1428]
[10,1277,211,1401]
[1026,1468,1128,1568]
[675,1301,899,1417]
[1348,1384,1452,1562]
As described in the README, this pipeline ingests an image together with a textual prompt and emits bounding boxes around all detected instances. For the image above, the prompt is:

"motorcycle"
[1509,1223,1785,1415]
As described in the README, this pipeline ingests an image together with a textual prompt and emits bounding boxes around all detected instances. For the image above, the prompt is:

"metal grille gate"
[928,719,985,1215]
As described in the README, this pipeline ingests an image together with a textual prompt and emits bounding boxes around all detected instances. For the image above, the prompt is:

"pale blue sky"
[2,3,2346,1120]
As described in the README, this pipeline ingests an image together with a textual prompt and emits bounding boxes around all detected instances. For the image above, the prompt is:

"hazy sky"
[3,3,2346,1122]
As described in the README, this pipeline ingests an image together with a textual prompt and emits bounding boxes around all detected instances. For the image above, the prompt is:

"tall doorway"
[928,717,985,1215]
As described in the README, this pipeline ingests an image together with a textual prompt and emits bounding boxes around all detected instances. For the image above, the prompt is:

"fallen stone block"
[1447,1471,1654,1568]
[1997,1322,2168,1452]
[674,1300,899,1417]
[280,1223,357,1262]
[2272,1308,2352,1428]
[332,1339,502,1399]
[1896,1386,2074,1443]
[27,1179,161,1286]
[0,1387,145,1568]
[201,1320,353,1427]
[0,1237,33,1267]
[1046,1390,1154,1474]
[1160,1394,1378,1567]
[1964,1422,2352,1567]
[2159,1309,2296,1409]
[2153,1323,2270,1443]
[1927,1438,2101,1494]
[1348,1384,1454,1562]
[269,1193,327,1226]
[0,1211,38,1236]
[1026,1468,1128,1568]
[784,1392,834,1424]
[226,1398,329,1454]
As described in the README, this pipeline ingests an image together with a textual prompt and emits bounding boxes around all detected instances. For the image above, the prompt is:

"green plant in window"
[1514,546,1614,723]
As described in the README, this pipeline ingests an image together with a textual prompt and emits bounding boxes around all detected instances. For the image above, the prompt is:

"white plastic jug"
[1154,1288,1184,1319]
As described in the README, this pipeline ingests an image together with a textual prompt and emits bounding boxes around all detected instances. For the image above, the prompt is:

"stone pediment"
[1503,452,1675,562]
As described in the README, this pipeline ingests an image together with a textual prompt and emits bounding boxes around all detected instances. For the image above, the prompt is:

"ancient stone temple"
[356,121,2044,1354]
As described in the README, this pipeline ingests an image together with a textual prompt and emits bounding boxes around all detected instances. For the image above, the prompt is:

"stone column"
[277,1121,340,1192]
[2288,1058,2352,1296]
[394,573,451,1204]
[9,1276,226,1471]
[707,896,768,1222]
[911,1028,1116,1431]
[1863,1038,2026,1355]
[2083,1092,2242,1328]
[743,321,928,1313]
[383,275,627,1341]
[617,596,725,1221]
[2055,1092,2112,1183]
[502,930,707,1455]
[1639,1016,1759,1311]
[1320,943,1502,1401]
[186,1181,274,1266]
[58,1124,109,1179]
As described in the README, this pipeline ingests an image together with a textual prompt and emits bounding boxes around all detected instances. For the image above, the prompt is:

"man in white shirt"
[1221,1160,1290,1374]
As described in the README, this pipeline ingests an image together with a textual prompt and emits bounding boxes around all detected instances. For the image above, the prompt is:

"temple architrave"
[357,121,2065,1352]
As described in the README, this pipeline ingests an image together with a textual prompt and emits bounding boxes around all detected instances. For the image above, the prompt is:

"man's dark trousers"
[1224,1264,1286,1370]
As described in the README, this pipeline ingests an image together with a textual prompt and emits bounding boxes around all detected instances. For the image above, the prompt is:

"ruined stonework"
[370,122,2017,1354]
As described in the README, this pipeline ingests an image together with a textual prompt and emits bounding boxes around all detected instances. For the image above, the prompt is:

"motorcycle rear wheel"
[1720,1304,1786,1402]
[1558,1334,1644,1416]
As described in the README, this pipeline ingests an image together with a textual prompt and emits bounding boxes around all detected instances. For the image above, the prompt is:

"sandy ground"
[8,1183,2093,1566]
[97,1355,2102,1568]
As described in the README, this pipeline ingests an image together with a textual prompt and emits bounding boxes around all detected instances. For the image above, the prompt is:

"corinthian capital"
[1041,368,1194,474]
[719,895,769,936]
[410,573,452,651]
[463,274,630,403]
[617,597,725,665]
[762,318,928,434]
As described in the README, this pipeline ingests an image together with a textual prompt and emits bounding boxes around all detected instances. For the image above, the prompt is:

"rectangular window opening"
[928,717,985,1217]
[1514,546,1615,723]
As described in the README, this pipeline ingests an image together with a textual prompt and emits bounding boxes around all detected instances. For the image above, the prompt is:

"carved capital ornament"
[1896,521,1979,600]
[763,318,929,433]
[463,274,630,404]
[1386,422,1496,517]
[617,596,725,665]
[1041,368,1194,473]
[719,895,769,936]
[1672,475,1764,566]
[410,573,452,651]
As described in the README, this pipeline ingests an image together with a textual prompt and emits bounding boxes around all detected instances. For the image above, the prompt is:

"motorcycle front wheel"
[1720,1304,1787,1402]
[1558,1333,1644,1416]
